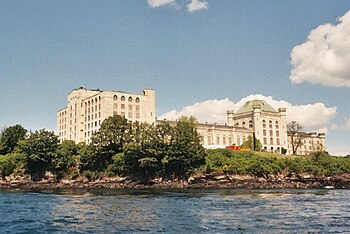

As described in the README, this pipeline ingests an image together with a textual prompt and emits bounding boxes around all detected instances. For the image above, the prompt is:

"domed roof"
[236,100,278,114]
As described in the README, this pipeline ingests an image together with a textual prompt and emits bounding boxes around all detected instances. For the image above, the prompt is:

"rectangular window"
[263,138,267,144]
[136,112,140,119]
[269,130,273,136]
[276,131,279,137]
[263,129,266,136]
[121,104,125,109]
[277,138,280,145]
[270,138,273,145]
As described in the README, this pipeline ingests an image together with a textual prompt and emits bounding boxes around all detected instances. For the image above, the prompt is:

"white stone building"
[56,88,325,155]
[287,132,326,155]
[57,87,156,144]
[226,100,288,153]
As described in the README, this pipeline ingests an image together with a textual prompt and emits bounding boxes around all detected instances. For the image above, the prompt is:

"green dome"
[236,100,278,114]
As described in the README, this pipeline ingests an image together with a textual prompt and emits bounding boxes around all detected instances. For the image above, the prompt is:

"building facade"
[56,88,326,155]
[226,100,288,153]
[57,87,156,144]
[287,132,326,155]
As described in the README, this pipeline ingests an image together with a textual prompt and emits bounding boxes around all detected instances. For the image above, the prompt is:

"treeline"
[206,149,350,177]
[0,116,206,181]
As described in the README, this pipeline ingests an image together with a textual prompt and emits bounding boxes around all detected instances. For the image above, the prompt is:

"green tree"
[0,153,25,180]
[163,116,206,178]
[241,135,262,151]
[0,125,27,155]
[91,115,132,170]
[19,130,58,181]
[53,140,79,179]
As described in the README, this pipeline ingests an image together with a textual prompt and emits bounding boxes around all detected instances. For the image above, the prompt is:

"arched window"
[275,121,279,129]
[136,97,140,103]
[235,122,239,127]
[95,98,97,102]
[269,120,273,128]
[249,120,253,128]
[121,96,125,101]
[223,135,226,145]
[242,121,246,127]
[113,95,118,101]
[237,136,240,145]
[128,97,132,102]
[262,120,266,128]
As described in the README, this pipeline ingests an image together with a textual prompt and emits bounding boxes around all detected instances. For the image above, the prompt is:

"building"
[57,88,325,155]
[287,132,326,155]
[57,87,156,144]
[226,100,288,153]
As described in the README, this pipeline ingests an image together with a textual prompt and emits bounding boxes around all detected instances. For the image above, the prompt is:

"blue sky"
[1,1,349,155]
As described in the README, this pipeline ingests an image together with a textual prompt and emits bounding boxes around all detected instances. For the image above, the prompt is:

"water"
[0,188,349,233]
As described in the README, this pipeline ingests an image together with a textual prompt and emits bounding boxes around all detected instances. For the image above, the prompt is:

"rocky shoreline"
[1,172,350,190]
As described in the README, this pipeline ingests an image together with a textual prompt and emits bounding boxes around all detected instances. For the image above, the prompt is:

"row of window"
[263,137,281,145]
[113,95,140,103]
[263,129,279,137]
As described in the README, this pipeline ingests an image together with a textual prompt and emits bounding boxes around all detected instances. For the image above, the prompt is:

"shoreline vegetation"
[1,116,350,190]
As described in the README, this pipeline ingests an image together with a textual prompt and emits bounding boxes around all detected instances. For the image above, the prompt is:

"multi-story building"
[57,87,156,144]
[226,100,288,153]
[56,88,325,155]
[287,132,326,155]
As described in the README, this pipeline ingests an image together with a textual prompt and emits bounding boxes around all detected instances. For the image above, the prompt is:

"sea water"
[0,188,349,233]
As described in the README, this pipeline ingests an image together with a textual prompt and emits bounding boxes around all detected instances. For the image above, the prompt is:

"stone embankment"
[1,172,350,189]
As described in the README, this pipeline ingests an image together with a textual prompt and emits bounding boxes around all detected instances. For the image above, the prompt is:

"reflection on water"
[0,189,349,233]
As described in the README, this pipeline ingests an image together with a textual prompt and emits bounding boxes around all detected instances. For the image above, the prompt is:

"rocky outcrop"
[1,172,350,189]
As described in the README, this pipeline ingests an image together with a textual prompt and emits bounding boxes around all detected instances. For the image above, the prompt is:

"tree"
[91,115,132,170]
[19,130,58,181]
[53,140,79,179]
[287,121,303,155]
[241,135,262,151]
[0,125,27,155]
[163,116,206,178]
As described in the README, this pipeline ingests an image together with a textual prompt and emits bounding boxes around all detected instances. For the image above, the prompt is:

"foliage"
[19,130,58,181]
[53,140,79,179]
[0,125,27,155]
[241,135,262,151]
[91,115,132,170]
[163,116,206,178]
[206,149,350,177]
[0,153,25,179]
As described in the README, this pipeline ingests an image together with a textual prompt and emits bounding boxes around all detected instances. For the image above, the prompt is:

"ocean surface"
[0,188,349,233]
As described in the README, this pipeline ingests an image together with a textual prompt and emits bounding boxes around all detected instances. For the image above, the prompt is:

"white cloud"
[346,118,350,129]
[187,0,208,13]
[290,10,350,87]
[147,0,176,8]
[159,94,337,132]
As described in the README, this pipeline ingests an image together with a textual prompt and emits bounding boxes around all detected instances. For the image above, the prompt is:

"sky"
[0,0,349,155]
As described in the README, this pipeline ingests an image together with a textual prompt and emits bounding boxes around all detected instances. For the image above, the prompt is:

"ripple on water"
[0,189,349,233]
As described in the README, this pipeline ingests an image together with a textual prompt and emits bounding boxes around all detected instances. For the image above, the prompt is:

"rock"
[257,178,267,183]
[218,179,230,184]
[214,175,228,181]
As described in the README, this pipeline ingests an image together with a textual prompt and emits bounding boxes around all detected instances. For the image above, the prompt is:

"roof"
[236,100,278,114]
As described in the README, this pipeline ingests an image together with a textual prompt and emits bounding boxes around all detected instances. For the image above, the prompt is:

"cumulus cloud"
[187,0,208,13]
[158,94,337,132]
[346,118,350,129]
[159,98,234,124]
[290,10,350,87]
[147,0,176,8]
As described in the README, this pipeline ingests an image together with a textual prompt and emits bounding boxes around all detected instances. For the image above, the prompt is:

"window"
[269,120,273,128]
[270,138,273,145]
[121,96,125,101]
[113,95,118,101]
[216,135,220,145]
[269,130,273,136]
[237,136,240,145]
[249,120,253,128]
[276,131,279,137]
[136,113,140,119]
[277,138,280,145]
[128,97,132,102]
[263,129,266,136]
[121,112,125,117]
[275,121,279,129]
[262,120,266,128]
[113,111,117,116]
[242,121,246,128]
[228,137,232,145]
[121,104,125,109]
[136,97,140,103]
[223,135,226,145]
[263,138,267,144]
[208,135,212,145]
